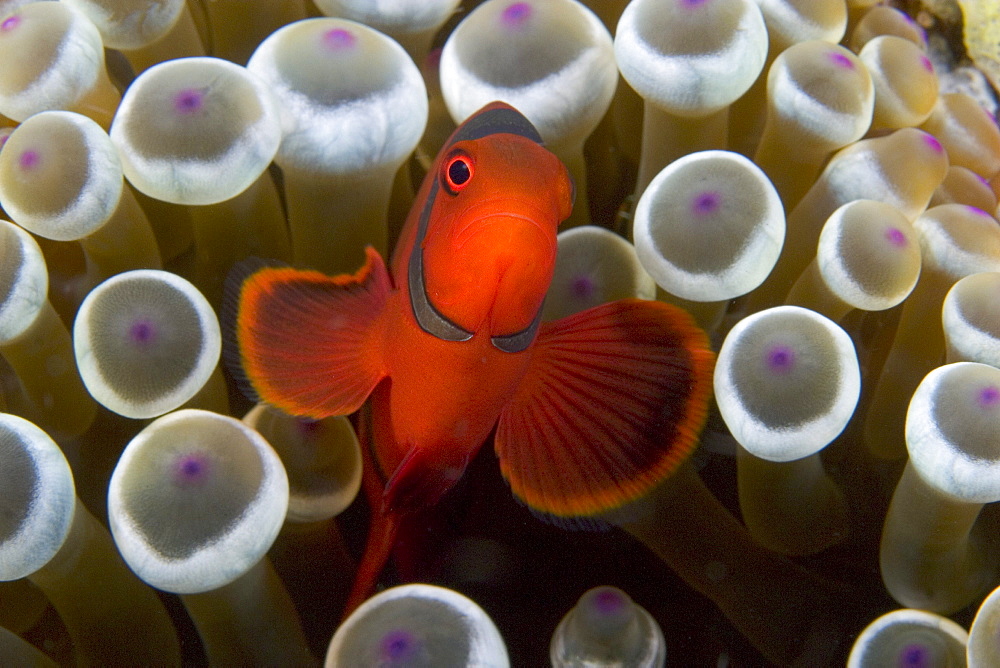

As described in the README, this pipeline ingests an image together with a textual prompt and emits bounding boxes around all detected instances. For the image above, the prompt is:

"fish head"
[411,102,573,347]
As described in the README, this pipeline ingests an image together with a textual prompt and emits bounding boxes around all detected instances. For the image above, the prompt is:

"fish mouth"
[450,196,558,253]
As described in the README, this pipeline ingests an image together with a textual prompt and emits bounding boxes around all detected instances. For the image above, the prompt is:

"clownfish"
[227,102,715,613]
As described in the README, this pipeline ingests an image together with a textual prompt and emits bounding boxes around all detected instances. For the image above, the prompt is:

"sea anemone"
[549,585,665,666]
[439,0,617,227]
[784,199,921,321]
[0,220,96,439]
[107,408,312,664]
[72,269,222,419]
[325,583,509,666]
[847,608,968,667]
[0,2,119,128]
[879,362,1000,613]
[0,110,162,296]
[714,305,860,556]
[0,412,181,665]
[247,17,428,274]
[3,1,1000,664]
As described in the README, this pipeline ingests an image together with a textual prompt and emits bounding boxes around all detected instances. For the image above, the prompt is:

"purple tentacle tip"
[680,0,711,7]
[0,15,20,32]
[898,642,932,668]
[766,345,796,374]
[692,191,721,217]
[884,227,908,248]
[296,417,321,437]
[18,150,40,170]
[979,385,1000,410]
[129,319,157,346]
[594,588,626,615]
[828,52,854,70]
[571,275,596,300]
[173,453,211,487]
[502,2,532,28]
[174,88,204,115]
[921,133,944,153]
[920,55,934,73]
[379,629,419,663]
[323,28,356,51]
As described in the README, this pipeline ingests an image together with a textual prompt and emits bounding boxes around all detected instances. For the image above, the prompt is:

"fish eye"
[442,152,474,194]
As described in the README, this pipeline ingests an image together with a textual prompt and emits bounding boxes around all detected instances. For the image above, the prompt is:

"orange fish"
[228,102,714,612]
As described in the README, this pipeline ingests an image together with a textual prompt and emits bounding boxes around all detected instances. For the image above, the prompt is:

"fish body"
[371,105,572,509]
[228,102,715,612]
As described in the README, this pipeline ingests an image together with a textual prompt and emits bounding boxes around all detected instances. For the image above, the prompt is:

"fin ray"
[495,299,715,518]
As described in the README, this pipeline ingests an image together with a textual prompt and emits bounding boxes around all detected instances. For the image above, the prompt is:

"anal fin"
[495,299,715,519]
[226,247,390,418]
[382,445,463,516]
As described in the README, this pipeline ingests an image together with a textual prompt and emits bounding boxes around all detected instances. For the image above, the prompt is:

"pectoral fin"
[495,299,715,518]
[226,247,390,418]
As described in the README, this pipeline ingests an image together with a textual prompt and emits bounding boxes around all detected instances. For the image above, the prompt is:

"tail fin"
[341,401,398,618]
[341,501,400,617]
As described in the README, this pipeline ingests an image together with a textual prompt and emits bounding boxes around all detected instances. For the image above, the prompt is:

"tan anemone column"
[848,5,928,52]
[0,111,161,302]
[931,165,999,212]
[550,586,665,667]
[614,0,768,201]
[750,127,948,310]
[110,56,289,306]
[199,0,306,65]
[0,413,181,665]
[61,0,204,73]
[864,204,1000,459]
[108,409,313,666]
[728,0,848,157]
[325,584,509,667]
[715,306,859,556]
[921,92,1000,181]
[247,18,427,275]
[0,2,119,129]
[618,462,855,666]
[0,221,95,439]
[440,0,617,228]
[784,200,921,323]
[752,41,874,211]
[858,35,938,132]
[880,363,1000,613]
[243,404,363,647]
